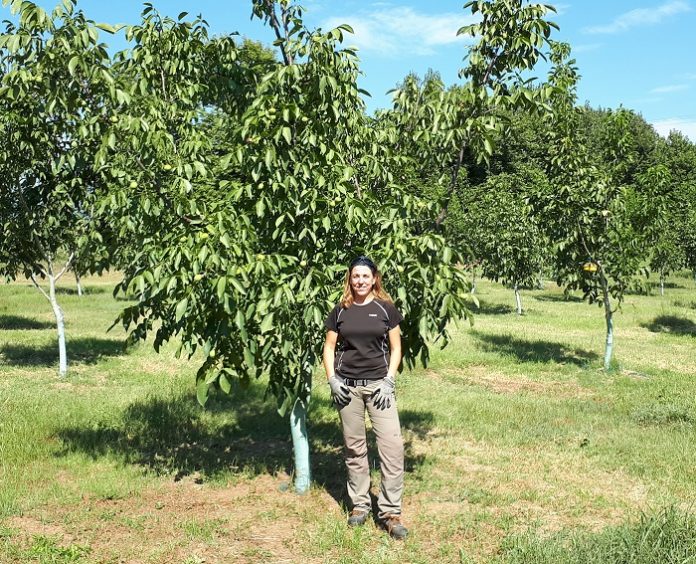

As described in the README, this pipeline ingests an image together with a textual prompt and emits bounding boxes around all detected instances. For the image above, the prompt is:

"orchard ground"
[1,271,695,563]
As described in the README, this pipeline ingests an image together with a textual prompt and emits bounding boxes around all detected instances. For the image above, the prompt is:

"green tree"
[652,131,696,283]
[434,0,558,228]
[463,169,549,314]
[641,163,684,296]
[650,230,684,296]
[539,42,659,369]
[0,0,115,376]
[102,1,472,493]
[382,0,559,286]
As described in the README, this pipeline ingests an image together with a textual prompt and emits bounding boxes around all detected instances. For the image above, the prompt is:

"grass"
[502,506,696,563]
[1,271,695,562]
[1,531,91,564]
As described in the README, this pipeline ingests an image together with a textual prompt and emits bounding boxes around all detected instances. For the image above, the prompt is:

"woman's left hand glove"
[371,375,396,410]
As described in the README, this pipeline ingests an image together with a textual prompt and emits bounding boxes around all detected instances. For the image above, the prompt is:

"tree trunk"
[514,283,523,315]
[48,274,68,377]
[290,398,311,494]
[76,272,83,297]
[602,279,613,371]
[660,270,665,297]
[471,265,477,295]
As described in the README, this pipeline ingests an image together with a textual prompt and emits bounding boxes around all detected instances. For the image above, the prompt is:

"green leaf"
[68,56,79,76]
[229,277,245,294]
[243,347,255,369]
[260,313,274,334]
[277,389,294,418]
[216,276,227,301]
[196,381,209,407]
[235,309,245,331]
[264,148,274,169]
[219,373,232,394]
[95,23,122,34]
[175,298,188,322]
[483,135,493,155]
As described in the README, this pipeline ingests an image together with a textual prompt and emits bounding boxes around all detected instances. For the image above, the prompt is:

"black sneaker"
[347,509,369,527]
[381,514,408,540]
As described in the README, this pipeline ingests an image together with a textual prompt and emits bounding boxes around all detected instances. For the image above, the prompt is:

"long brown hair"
[340,256,393,308]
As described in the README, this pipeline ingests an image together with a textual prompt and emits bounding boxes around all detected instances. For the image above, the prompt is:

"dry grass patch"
[51,377,107,394]
[5,473,340,563]
[407,432,650,538]
[132,355,191,377]
[406,505,506,564]
[434,365,594,399]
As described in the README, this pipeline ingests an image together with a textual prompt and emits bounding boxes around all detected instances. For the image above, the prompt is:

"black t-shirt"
[324,298,403,380]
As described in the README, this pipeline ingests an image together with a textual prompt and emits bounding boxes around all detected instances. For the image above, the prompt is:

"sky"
[6,0,696,140]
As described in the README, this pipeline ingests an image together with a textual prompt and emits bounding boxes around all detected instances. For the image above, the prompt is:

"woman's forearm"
[323,344,335,380]
[388,347,401,379]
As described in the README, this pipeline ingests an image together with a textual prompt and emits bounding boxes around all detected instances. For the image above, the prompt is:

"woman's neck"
[353,293,375,306]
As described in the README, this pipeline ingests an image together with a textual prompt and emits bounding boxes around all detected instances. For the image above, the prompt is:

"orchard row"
[2,0,694,491]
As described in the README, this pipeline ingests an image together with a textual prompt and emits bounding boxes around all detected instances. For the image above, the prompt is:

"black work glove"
[371,375,396,410]
[328,374,351,407]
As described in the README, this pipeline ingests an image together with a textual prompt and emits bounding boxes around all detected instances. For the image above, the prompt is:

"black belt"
[343,377,378,387]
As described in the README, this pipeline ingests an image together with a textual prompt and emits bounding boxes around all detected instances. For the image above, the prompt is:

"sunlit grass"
[1,270,695,562]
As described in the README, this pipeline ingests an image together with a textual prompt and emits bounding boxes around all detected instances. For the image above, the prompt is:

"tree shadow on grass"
[0,315,53,330]
[642,315,696,337]
[56,387,433,507]
[0,338,125,367]
[533,293,584,303]
[473,333,598,366]
[56,286,108,296]
[648,281,685,290]
[475,301,515,315]
[671,299,696,310]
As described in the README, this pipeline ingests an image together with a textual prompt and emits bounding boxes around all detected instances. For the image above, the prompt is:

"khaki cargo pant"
[337,378,404,519]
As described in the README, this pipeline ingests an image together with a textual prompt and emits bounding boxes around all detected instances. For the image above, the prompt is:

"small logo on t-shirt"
[369,313,378,317]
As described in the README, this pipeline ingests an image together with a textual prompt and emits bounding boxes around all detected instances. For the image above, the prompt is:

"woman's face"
[350,265,376,300]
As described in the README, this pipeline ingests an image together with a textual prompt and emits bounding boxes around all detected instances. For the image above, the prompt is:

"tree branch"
[436,141,467,228]
[576,218,594,261]
[265,1,292,67]
[30,273,52,302]
[55,252,75,281]
[480,48,502,88]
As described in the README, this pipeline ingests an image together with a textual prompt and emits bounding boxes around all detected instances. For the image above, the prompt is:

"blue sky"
[7,0,696,139]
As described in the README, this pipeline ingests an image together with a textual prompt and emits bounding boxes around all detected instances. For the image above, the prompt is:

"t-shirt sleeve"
[325,305,341,332]
[384,301,404,329]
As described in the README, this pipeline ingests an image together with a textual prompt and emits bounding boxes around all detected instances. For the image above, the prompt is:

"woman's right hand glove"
[328,374,351,407]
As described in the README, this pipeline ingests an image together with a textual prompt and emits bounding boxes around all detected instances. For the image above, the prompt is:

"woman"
[323,256,408,540]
